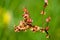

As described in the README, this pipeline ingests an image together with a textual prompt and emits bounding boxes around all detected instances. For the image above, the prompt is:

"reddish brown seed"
[37,27,40,31]
[23,13,29,18]
[40,10,46,15]
[44,3,47,8]
[33,27,37,32]
[20,26,26,30]
[44,0,48,8]
[27,18,32,23]
[15,28,18,32]
[23,8,27,12]
[14,26,20,32]
[30,27,37,32]
[40,10,44,15]
[45,26,49,31]
[19,21,25,26]
[44,0,48,5]
[46,16,51,22]
[23,8,28,14]
[40,28,45,33]
[34,26,40,31]
[31,26,40,32]
[26,25,30,29]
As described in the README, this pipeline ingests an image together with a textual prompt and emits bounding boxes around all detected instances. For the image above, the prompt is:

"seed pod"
[46,34,49,38]
[46,16,51,22]
[27,18,33,23]
[15,29,18,32]
[23,13,29,18]
[35,26,40,31]
[14,26,20,32]
[23,8,28,14]
[40,10,44,15]
[40,28,45,33]
[20,27,25,30]
[26,25,29,29]
[44,0,48,5]
[19,21,24,26]
[40,10,46,15]
[30,26,40,32]
[45,26,49,31]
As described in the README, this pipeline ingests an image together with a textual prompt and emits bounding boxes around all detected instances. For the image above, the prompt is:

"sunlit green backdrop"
[0,0,60,40]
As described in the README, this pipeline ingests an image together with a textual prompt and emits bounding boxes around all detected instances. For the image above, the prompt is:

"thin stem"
[42,5,45,27]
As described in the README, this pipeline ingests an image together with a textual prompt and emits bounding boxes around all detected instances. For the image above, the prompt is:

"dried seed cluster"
[14,0,51,38]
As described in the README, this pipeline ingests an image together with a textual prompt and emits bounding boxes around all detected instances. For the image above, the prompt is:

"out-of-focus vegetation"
[0,0,60,40]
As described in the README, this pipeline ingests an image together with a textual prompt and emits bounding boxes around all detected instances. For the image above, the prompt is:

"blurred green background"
[0,0,60,40]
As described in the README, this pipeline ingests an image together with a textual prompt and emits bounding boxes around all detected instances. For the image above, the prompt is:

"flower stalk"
[14,0,51,38]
